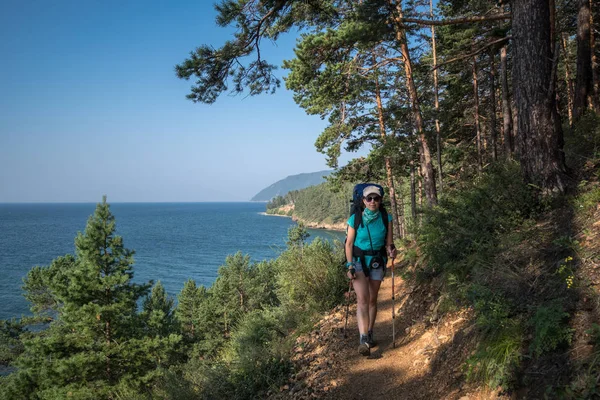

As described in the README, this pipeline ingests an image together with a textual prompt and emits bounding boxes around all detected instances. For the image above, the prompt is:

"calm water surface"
[0,202,344,320]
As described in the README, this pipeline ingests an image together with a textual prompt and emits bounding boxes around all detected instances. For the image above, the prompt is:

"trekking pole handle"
[347,267,356,280]
[386,244,397,258]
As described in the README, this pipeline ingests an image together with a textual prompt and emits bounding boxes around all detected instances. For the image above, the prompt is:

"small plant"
[556,256,576,289]
[553,235,580,253]
[466,319,524,389]
[557,324,600,399]
[574,187,600,215]
[529,301,573,357]
[587,323,600,344]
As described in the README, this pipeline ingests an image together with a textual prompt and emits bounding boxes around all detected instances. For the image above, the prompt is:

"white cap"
[363,185,381,197]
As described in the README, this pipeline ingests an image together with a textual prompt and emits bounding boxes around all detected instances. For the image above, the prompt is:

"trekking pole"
[343,279,353,338]
[391,255,396,348]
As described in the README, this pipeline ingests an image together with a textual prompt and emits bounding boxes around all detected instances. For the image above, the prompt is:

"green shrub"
[276,237,346,314]
[529,301,573,357]
[560,323,600,399]
[466,319,524,389]
[222,309,292,398]
[468,284,513,333]
[419,162,535,282]
[177,358,235,399]
[564,113,600,169]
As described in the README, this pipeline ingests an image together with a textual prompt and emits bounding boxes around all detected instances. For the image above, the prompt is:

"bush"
[276,237,346,314]
[418,162,535,282]
[466,319,524,389]
[564,113,600,170]
[221,309,292,398]
[529,301,573,357]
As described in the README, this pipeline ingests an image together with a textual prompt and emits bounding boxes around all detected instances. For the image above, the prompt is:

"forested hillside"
[265,182,351,230]
[250,170,333,201]
[2,0,600,398]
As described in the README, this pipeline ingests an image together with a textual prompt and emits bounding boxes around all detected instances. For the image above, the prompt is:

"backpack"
[347,183,389,275]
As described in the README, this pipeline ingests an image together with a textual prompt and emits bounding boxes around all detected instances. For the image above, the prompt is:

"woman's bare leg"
[352,272,370,335]
[368,278,382,331]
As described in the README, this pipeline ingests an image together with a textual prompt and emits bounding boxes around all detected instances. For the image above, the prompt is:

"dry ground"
[269,260,505,400]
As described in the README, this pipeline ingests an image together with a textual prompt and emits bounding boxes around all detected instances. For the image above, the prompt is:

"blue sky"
[0,0,364,202]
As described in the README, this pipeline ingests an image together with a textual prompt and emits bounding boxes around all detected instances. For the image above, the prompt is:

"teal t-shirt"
[348,211,392,266]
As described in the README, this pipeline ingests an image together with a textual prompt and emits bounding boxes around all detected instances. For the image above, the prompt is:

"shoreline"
[258,212,291,218]
[260,211,346,232]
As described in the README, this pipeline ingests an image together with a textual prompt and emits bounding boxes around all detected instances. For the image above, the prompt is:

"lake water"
[0,202,345,320]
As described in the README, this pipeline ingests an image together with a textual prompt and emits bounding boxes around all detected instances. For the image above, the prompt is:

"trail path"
[276,261,503,400]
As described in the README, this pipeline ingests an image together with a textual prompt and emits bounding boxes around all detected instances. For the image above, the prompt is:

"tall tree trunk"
[591,0,599,112]
[473,58,483,171]
[430,0,443,195]
[550,0,556,46]
[561,33,575,126]
[373,70,402,238]
[489,50,498,162]
[513,0,568,194]
[574,0,593,120]
[385,163,402,238]
[512,101,519,148]
[395,184,405,237]
[392,1,438,206]
[500,45,514,158]
[410,160,417,221]
[418,164,423,207]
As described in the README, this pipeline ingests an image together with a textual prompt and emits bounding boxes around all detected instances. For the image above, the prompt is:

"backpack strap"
[351,208,368,277]
[353,208,363,230]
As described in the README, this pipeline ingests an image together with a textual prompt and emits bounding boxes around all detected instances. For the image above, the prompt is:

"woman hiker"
[345,185,396,356]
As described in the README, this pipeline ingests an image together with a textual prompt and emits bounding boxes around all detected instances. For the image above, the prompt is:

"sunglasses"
[365,196,381,203]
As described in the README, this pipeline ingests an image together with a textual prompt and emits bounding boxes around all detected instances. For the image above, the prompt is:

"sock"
[360,334,368,344]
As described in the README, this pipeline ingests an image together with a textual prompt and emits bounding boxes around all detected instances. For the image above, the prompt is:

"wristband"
[346,261,355,268]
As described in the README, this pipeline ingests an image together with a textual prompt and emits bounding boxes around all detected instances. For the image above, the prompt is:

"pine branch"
[434,36,511,70]
[399,12,511,26]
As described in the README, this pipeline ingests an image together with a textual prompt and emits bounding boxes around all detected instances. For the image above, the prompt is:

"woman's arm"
[345,225,356,264]
[345,225,357,279]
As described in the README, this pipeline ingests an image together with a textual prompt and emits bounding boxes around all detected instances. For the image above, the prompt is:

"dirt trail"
[273,262,504,400]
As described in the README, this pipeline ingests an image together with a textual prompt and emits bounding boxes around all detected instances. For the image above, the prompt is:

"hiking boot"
[358,343,370,356]
[367,330,377,347]
[358,334,370,356]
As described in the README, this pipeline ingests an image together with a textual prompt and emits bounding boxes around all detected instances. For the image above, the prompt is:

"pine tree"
[176,278,206,343]
[1,197,179,399]
[141,281,177,338]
